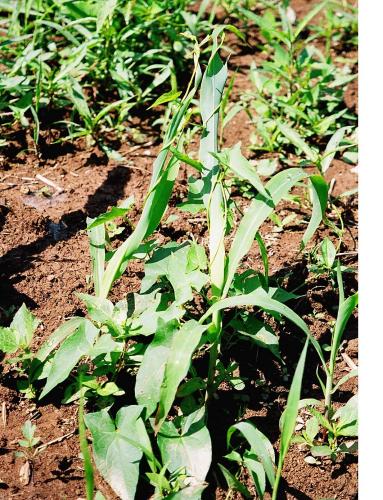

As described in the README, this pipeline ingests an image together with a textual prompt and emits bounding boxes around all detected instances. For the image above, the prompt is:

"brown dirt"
[0,2,358,499]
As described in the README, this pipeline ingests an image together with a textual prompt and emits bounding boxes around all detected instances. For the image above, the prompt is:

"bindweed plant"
[0,303,40,398]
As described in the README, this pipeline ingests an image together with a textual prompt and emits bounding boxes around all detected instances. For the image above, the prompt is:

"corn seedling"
[291,261,358,463]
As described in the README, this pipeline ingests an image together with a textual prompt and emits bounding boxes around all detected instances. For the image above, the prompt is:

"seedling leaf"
[227,421,275,488]
[40,319,99,399]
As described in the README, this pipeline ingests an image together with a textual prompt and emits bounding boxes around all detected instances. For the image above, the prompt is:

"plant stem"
[78,377,94,500]
[272,462,283,500]
[206,311,222,402]
[324,370,333,418]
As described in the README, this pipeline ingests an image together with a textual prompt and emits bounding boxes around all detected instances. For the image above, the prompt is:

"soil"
[0,1,358,498]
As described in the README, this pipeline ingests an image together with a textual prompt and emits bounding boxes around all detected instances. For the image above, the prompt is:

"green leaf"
[315,110,347,136]
[307,407,334,433]
[177,377,206,397]
[278,123,317,162]
[218,464,252,498]
[157,408,211,486]
[230,314,281,360]
[321,237,336,269]
[87,216,105,297]
[96,0,117,32]
[149,90,182,109]
[331,369,358,394]
[199,51,227,174]
[199,47,227,297]
[305,417,319,442]
[170,147,203,172]
[255,232,269,289]
[302,175,328,248]
[279,339,309,463]
[243,452,266,499]
[329,291,358,374]
[293,0,328,41]
[129,289,183,337]
[187,241,208,272]
[141,242,208,305]
[34,317,84,362]
[256,158,278,177]
[224,143,269,198]
[321,127,346,173]
[224,168,307,297]
[0,327,19,354]
[310,445,333,457]
[66,77,92,126]
[155,320,208,431]
[77,294,124,337]
[166,483,208,499]
[10,303,39,348]
[333,395,358,436]
[85,406,149,500]
[200,287,325,368]
[87,197,134,229]
[227,422,275,488]
[135,320,179,417]
[178,176,205,214]
[40,319,99,399]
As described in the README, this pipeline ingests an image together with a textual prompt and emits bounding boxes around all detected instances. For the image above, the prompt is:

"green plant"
[22,31,329,499]
[292,261,357,463]
[0,11,358,495]
[16,420,41,460]
[295,395,357,463]
[0,303,40,397]
[0,0,209,146]
[238,2,357,156]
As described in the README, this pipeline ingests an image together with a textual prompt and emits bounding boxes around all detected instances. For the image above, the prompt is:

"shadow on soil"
[0,164,131,317]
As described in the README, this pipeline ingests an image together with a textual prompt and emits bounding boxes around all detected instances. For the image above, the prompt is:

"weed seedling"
[16,420,42,485]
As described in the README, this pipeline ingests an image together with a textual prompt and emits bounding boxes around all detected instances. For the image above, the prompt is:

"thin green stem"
[272,462,283,500]
[324,370,333,418]
[78,375,94,500]
[206,311,222,403]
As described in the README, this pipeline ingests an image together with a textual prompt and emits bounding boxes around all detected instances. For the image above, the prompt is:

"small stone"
[20,185,31,195]
[19,461,31,486]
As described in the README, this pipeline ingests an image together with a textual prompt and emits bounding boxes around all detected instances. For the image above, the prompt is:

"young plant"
[25,30,332,499]
[0,304,40,397]
[17,420,41,460]
[239,3,357,156]
[293,261,358,462]
[323,261,358,416]
[16,420,42,486]
[0,0,207,144]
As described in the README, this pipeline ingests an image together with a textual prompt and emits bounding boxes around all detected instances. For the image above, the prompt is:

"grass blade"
[272,339,309,500]
[223,168,307,297]
[301,175,328,248]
